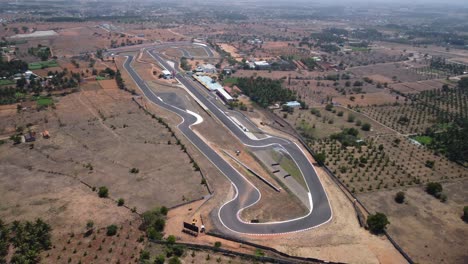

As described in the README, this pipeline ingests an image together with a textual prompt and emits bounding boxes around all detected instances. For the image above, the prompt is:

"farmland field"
[0,79,15,86]
[28,60,59,70]
[36,96,53,106]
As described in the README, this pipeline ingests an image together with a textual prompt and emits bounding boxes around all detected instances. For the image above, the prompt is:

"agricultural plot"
[330,49,407,67]
[0,79,15,86]
[349,63,427,83]
[390,79,455,94]
[310,135,467,194]
[28,60,59,70]
[359,87,468,134]
[36,96,54,107]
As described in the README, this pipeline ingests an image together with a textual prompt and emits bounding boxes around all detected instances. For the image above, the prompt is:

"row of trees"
[0,57,28,78]
[0,218,52,263]
[236,77,296,107]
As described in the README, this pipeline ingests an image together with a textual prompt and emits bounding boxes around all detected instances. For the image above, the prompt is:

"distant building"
[24,132,36,142]
[161,70,172,79]
[222,67,233,75]
[284,101,301,108]
[216,88,233,103]
[200,64,217,74]
[193,75,232,102]
[248,39,263,45]
[224,85,241,96]
[254,61,270,70]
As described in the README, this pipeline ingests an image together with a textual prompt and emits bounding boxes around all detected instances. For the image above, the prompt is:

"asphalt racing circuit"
[112,42,332,235]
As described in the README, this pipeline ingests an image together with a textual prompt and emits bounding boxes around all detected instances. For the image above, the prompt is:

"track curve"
[118,43,332,235]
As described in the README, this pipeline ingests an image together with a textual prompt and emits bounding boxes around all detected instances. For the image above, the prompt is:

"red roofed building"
[224,85,241,95]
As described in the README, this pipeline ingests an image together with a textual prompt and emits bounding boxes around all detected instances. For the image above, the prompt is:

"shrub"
[139,250,150,260]
[166,235,176,244]
[325,104,334,111]
[142,207,168,239]
[361,123,371,131]
[426,182,442,198]
[315,152,326,164]
[106,225,118,236]
[160,206,168,216]
[366,212,389,234]
[129,168,139,174]
[463,206,468,223]
[169,257,181,264]
[394,191,405,204]
[440,193,447,203]
[154,255,165,264]
[425,160,435,169]
[347,114,355,122]
[214,241,222,248]
[117,198,124,206]
[98,186,108,198]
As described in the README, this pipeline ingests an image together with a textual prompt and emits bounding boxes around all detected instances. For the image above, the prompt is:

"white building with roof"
[161,70,172,79]
[254,61,270,69]
[200,64,216,73]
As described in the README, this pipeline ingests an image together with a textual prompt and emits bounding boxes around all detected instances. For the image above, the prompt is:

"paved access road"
[119,43,332,235]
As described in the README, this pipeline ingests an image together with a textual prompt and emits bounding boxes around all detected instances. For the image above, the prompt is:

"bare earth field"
[358,179,468,264]
[0,85,209,257]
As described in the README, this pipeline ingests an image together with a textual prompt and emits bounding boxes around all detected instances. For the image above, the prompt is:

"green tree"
[426,182,442,198]
[169,257,181,264]
[139,250,150,261]
[366,212,389,234]
[98,186,108,198]
[361,123,371,131]
[166,235,176,244]
[394,191,405,204]
[154,254,165,264]
[0,220,9,260]
[463,206,468,223]
[106,225,117,236]
[315,152,326,164]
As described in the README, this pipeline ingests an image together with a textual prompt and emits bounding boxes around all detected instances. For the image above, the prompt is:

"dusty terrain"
[0,82,210,262]
[358,179,468,264]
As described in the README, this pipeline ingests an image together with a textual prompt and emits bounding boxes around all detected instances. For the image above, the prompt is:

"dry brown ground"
[349,63,425,83]
[358,180,468,264]
[333,91,399,107]
[0,83,209,247]
[390,79,453,94]
[219,43,243,60]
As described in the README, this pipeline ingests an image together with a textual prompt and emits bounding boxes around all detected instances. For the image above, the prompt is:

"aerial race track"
[109,42,332,235]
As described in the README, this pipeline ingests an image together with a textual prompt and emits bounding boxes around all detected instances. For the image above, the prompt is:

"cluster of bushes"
[330,128,362,147]
[141,207,168,240]
[426,182,447,202]
[27,44,51,61]
[180,57,191,71]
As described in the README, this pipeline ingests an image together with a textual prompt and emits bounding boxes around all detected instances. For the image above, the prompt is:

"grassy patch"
[96,76,106,80]
[28,60,59,70]
[223,77,238,85]
[412,135,433,145]
[270,149,307,189]
[0,79,15,86]
[351,47,371,52]
[36,97,54,107]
